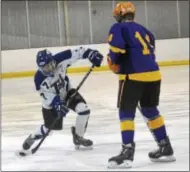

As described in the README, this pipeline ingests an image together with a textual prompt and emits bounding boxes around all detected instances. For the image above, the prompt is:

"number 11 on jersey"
[135,31,150,55]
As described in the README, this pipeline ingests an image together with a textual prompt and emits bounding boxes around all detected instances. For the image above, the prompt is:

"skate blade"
[108,160,132,169]
[75,145,93,151]
[150,155,176,162]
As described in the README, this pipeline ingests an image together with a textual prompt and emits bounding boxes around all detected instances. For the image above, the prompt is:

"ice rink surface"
[1,66,189,171]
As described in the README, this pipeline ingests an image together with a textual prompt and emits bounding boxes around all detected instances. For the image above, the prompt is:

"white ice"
[2,66,189,171]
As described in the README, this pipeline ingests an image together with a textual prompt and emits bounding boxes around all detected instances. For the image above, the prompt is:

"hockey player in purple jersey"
[20,47,103,154]
[107,1,175,168]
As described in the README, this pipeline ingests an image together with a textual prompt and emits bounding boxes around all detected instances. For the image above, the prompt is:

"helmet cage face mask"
[39,60,56,76]
[114,14,125,23]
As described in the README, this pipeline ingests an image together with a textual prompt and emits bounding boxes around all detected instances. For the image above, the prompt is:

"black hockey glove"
[84,49,104,67]
[51,96,69,118]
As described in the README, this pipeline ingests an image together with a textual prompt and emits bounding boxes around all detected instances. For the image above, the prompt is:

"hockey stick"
[19,65,95,156]
[66,64,95,106]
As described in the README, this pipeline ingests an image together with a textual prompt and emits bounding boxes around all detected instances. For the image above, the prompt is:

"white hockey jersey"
[34,47,90,109]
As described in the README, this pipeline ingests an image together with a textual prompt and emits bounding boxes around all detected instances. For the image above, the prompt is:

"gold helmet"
[113,2,136,22]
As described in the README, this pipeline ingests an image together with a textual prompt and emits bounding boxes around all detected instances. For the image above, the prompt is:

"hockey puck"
[19,152,26,156]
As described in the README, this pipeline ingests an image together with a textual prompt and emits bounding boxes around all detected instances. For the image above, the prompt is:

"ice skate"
[149,136,176,162]
[71,126,93,150]
[21,134,41,150]
[17,134,43,156]
[108,143,135,169]
[22,134,43,150]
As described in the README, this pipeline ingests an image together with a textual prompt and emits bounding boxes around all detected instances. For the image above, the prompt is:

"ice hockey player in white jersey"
[21,47,103,152]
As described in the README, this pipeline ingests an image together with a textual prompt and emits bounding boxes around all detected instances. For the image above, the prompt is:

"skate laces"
[152,148,159,154]
[120,149,127,155]
[78,136,89,142]
[152,145,164,154]
[120,145,130,155]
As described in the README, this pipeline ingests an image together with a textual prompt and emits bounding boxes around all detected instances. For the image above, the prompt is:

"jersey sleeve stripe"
[110,45,126,54]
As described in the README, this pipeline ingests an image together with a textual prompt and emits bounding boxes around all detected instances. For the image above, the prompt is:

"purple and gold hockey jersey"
[107,21,161,82]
